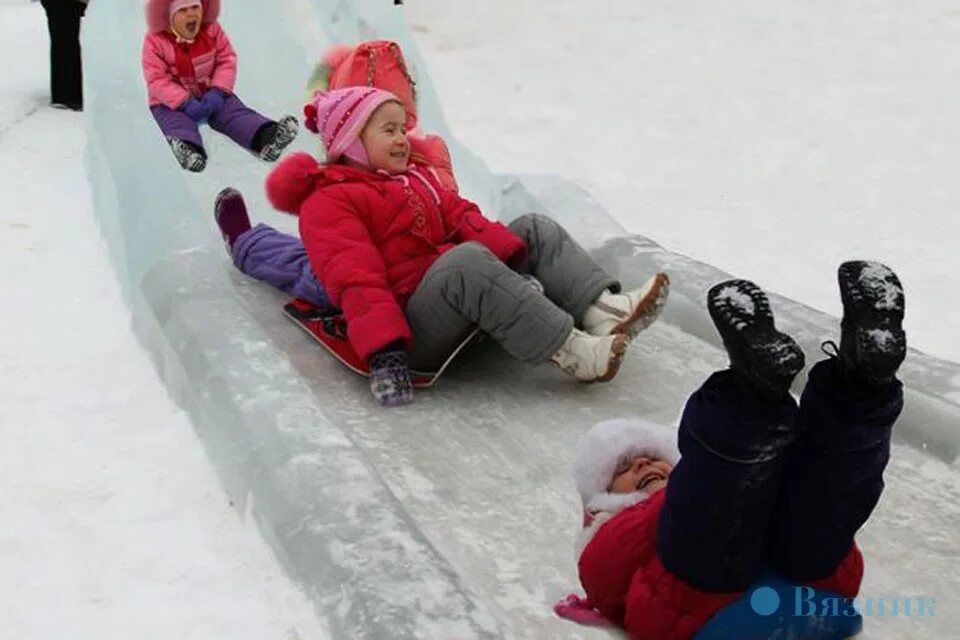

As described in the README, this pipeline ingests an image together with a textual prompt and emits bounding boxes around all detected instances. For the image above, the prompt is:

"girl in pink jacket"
[141,0,299,172]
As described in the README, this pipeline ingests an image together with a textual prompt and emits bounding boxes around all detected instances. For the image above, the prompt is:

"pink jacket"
[141,0,235,109]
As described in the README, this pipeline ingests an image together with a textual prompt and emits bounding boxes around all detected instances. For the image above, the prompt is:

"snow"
[857,262,905,311]
[867,328,897,350]
[405,0,960,364]
[3,0,959,638]
[0,2,326,638]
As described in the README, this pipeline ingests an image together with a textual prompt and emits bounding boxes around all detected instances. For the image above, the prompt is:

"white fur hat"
[573,418,680,516]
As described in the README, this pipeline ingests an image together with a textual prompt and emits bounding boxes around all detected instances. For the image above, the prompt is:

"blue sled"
[696,573,863,640]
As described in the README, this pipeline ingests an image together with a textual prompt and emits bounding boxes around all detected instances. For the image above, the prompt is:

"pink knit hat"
[169,0,202,17]
[303,87,401,165]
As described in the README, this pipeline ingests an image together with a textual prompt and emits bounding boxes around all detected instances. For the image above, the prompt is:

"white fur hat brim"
[574,418,680,511]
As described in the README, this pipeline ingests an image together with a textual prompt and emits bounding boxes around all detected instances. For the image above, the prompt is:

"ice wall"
[81,1,960,638]
[81,1,500,637]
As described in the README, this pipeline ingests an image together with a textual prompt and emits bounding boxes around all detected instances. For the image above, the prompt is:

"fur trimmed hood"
[145,0,220,33]
[573,418,680,517]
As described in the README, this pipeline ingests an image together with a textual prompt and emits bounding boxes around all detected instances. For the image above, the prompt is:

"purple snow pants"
[150,93,271,152]
[232,224,336,311]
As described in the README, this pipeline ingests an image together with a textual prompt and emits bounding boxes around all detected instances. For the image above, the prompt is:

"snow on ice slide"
[82,0,959,638]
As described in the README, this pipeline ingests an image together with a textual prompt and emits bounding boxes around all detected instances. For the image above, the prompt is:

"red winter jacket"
[578,488,865,639]
[266,153,526,361]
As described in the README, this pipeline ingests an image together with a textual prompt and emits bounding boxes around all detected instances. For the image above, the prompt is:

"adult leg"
[509,213,670,337]
[404,241,574,370]
[42,1,83,108]
[771,261,906,582]
[657,280,805,592]
[62,1,84,108]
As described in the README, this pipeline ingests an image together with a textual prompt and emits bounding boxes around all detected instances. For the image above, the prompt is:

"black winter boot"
[831,260,906,386]
[707,279,804,398]
[167,137,206,173]
[255,116,300,162]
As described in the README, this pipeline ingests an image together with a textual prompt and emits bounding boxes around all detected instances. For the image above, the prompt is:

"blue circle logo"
[750,587,781,616]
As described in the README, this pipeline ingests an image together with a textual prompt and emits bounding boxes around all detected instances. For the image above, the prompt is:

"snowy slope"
[0,3,326,638]
[5,0,958,639]
[405,0,960,365]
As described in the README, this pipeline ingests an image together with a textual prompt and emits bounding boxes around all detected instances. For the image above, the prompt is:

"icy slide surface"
[82,1,959,638]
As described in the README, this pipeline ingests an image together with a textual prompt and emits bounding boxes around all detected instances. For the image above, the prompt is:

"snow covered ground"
[0,2,326,638]
[3,0,958,638]
[406,0,960,365]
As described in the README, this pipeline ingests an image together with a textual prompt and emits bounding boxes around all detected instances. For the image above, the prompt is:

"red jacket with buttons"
[578,488,865,639]
[266,152,526,361]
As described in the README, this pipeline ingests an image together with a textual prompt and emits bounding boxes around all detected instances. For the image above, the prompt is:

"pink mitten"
[553,594,612,627]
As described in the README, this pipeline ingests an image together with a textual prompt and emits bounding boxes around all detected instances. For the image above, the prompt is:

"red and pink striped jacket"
[141,0,235,109]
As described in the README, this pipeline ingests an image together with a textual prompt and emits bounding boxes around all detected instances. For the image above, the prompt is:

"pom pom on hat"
[573,418,679,515]
[265,152,323,214]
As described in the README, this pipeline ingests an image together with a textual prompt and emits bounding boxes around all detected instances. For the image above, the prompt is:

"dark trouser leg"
[507,213,619,322]
[404,241,572,370]
[657,370,799,592]
[771,358,903,581]
[42,1,84,107]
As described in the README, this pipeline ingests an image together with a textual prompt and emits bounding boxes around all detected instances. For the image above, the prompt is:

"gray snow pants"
[405,213,619,370]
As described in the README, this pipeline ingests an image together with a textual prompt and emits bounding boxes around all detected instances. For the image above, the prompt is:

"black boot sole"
[837,261,906,382]
[708,280,804,396]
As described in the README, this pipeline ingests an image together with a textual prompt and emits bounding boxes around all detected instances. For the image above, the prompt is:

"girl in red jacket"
[257,86,670,406]
[212,39,461,317]
[568,262,905,639]
[141,0,299,172]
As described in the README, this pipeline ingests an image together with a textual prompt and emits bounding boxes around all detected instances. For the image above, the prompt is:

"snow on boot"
[831,260,906,385]
[214,187,251,253]
[549,328,629,383]
[167,137,206,172]
[707,279,804,398]
[582,273,670,338]
[258,116,299,162]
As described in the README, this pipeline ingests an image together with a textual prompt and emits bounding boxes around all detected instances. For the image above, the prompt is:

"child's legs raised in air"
[150,104,204,150]
[232,224,334,310]
[507,213,618,321]
[404,241,573,370]
[208,94,272,151]
[771,358,902,583]
[657,370,800,592]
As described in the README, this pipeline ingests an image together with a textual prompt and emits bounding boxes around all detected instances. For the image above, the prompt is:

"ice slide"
[82,1,960,638]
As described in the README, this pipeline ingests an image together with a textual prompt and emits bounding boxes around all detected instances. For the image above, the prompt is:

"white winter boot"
[582,273,670,338]
[549,328,629,383]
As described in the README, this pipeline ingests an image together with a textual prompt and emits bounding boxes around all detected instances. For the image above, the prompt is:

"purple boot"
[214,188,252,254]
